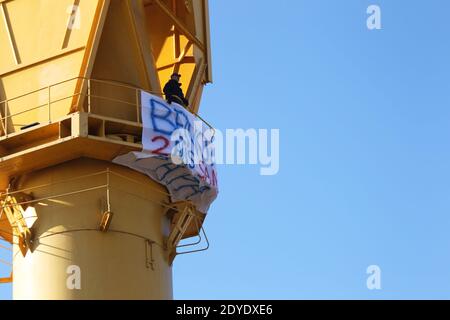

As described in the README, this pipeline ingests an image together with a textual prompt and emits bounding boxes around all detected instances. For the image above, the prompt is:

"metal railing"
[0,76,214,138]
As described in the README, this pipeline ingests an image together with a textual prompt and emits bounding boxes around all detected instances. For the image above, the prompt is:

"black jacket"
[163,79,189,107]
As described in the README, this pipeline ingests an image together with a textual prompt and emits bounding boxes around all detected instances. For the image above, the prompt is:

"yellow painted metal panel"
[3,0,99,64]
[1,51,84,133]
[0,9,17,70]
[0,0,109,135]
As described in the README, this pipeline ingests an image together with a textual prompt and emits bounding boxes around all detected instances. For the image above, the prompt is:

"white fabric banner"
[113,92,218,213]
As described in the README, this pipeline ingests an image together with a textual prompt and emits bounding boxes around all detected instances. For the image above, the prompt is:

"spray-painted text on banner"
[113,92,218,213]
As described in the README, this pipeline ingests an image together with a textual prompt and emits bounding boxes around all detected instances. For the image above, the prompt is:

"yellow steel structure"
[0,0,212,299]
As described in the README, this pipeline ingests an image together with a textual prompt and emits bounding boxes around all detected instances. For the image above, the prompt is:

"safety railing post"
[48,85,51,124]
[4,101,7,138]
[87,79,91,113]
[136,89,140,124]
[106,168,111,213]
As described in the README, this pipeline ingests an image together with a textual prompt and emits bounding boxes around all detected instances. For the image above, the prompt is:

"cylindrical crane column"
[12,158,173,300]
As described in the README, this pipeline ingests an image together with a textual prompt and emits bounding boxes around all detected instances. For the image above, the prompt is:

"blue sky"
[2,0,450,299]
[173,0,450,299]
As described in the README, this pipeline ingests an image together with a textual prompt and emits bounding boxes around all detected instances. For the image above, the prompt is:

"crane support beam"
[151,0,205,52]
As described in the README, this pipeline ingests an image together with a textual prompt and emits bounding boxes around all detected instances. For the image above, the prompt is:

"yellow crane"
[0,0,213,299]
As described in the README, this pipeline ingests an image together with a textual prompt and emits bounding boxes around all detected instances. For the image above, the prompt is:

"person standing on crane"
[163,73,189,108]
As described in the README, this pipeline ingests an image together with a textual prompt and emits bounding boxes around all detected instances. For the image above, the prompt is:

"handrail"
[0,169,172,208]
[86,77,162,95]
[0,93,83,121]
[0,76,162,106]
[0,76,214,136]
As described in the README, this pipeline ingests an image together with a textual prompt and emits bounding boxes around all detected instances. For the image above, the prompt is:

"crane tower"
[0,0,214,299]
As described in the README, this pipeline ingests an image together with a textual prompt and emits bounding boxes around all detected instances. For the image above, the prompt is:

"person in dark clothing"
[163,73,189,108]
